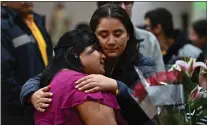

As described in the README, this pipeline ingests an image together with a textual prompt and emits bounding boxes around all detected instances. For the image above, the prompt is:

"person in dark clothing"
[144,8,202,65]
[21,3,156,125]
[189,19,207,61]
[1,2,53,125]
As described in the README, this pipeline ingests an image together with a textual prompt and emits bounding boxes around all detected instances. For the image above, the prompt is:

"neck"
[20,11,32,18]
[105,57,119,75]
[157,33,174,51]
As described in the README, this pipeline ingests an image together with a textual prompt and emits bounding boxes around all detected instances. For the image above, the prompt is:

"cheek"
[116,35,128,51]
[190,34,198,42]
[97,37,106,47]
[81,52,101,72]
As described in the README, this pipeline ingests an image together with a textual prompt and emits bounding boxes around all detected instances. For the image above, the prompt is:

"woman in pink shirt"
[35,30,128,125]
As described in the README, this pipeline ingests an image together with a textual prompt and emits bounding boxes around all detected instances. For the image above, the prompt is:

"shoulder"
[178,44,202,58]
[1,7,15,30]
[134,27,157,43]
[136,53,156,67]
[135,54,156,77]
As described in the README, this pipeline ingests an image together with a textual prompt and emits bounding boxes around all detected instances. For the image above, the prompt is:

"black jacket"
[1,7,53,115]
[163,29,190,64]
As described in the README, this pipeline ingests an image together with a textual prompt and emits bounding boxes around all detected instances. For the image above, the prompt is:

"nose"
[107,35,116,45]
[120,3,126,10]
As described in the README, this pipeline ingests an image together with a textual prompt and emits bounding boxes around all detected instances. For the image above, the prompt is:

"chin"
[105,53,120,59]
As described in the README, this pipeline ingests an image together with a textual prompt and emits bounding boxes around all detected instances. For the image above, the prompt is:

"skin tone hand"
[30,86,53,112]
[75,74,118,94]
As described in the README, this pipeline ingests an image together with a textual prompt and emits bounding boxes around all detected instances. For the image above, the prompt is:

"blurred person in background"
[97,1,165,72]
[189,19,207,61]
[1,2,53,125]
[144,8,202,65]
[49,2,70,46]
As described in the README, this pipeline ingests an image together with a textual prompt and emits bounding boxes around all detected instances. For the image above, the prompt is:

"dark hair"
[97,1,134,8]
[40,30,99,87]
[192,19,207,38]
[75,22,90,31]
[90,3,139,82]
[145,8,174,38]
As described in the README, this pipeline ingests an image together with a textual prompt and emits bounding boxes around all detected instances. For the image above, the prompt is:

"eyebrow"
[113,29,124,33]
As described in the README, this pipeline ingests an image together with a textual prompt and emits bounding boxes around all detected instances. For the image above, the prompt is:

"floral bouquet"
[131,57,207,125]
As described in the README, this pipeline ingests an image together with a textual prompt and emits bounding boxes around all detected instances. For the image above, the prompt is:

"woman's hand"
[30,86,53,112]
[75,74,118,93]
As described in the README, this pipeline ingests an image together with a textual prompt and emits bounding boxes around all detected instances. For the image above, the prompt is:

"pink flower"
[189,86,202,101]
[174,58,207,77]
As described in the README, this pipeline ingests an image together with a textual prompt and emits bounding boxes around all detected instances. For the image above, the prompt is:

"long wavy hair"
[40,30,99,87]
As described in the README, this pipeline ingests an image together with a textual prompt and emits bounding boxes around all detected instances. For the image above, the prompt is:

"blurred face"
[95,17,129,59]
[144,18,153,32]
[3,2,33,14]
[189,28,202,47]
[80,45,106,74]
[144,18,161,37]
[119,2,133,18]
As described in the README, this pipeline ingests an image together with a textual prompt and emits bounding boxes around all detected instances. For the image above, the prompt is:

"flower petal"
[175,60,189,71]
[193,62,207,70]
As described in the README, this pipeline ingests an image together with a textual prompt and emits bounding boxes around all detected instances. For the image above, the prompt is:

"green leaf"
[180,71,197,102]
[190,98,207,110]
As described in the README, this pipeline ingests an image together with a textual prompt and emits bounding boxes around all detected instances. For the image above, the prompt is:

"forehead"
[96,17,126,31]
[144,18,151,24]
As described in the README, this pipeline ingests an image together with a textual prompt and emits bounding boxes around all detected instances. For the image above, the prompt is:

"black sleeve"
[20,74,42,106]
[1,32,22,107]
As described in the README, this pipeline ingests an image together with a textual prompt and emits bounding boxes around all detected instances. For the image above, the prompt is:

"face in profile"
[95,17,129,58]
[80,44,106,75]
[4,2,33,14]
[144,18,153,32]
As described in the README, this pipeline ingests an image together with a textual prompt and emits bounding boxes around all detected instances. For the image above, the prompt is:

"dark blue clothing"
[1,7,53,125]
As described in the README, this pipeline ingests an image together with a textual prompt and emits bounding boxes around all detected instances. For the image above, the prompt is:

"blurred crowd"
[1,1,206,125]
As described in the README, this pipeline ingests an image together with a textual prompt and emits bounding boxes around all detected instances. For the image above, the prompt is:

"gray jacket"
[135,27,165,72]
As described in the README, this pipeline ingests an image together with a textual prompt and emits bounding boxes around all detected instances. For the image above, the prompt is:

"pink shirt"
[35,70,128,125]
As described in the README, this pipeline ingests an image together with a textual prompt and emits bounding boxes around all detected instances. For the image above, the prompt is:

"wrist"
[109,78,118,94]
[28,92,35,104]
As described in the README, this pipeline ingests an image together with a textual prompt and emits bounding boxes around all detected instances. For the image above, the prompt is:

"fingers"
[35,103,47,112]
[38,98,52,104]
[85,87,101,93]
[75,78,94,89]
[41,92,53,98]
[75,75,94,84]
[39,103,49,109]
[36,107,45,112]
[41,86,51,92]
[78,82,96,91]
